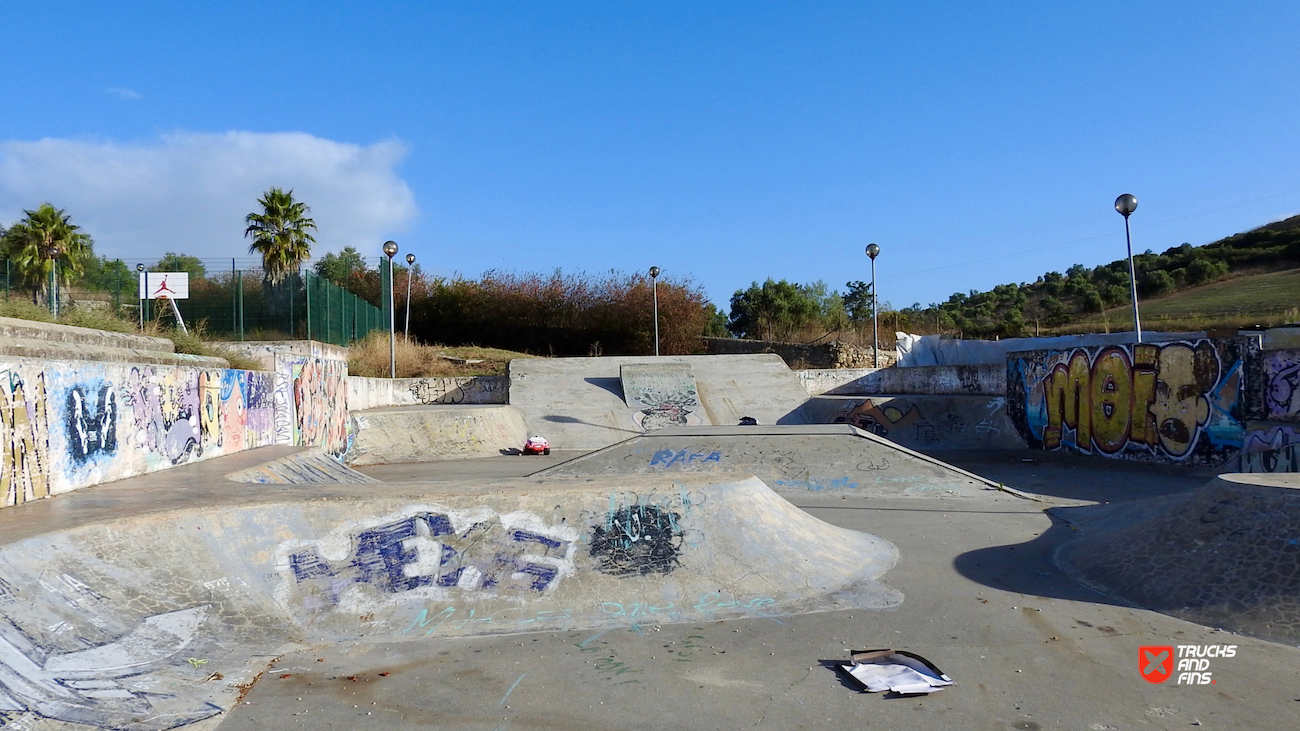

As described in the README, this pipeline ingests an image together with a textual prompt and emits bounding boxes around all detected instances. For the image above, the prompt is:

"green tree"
[0,203,94,305]
[244,188,317,283]
[727,279,823,340]
[154,252,207,280]
[1138,270,1175,298]
[314,245,369,285]
[842,280,874,323]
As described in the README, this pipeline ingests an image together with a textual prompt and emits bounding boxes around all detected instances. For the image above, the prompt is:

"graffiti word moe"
[278,505,578,611]
[1030,341,1236,459]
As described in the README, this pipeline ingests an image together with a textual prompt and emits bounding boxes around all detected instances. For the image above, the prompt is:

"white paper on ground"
[842,650,953,695]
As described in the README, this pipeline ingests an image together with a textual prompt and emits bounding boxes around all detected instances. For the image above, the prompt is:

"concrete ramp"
[226,450,378,484]
[346,405,529,465]
[508,354,811,451]
[619,363,704,429]
[535,424,1001,497]
[1052,473,1300,643]
[798,394,1027,451]
[0,473,898,729]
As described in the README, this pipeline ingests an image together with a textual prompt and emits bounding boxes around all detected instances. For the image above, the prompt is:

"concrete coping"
[1218,472,1300,489]
[0,315,176,352]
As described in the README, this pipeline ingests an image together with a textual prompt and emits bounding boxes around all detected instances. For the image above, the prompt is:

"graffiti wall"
[346,375,509,410]
[1,358,281,509]
[274,355,349,456]
[1007,338,1261,465]
[1240,422,1300,473]
[1263,349,1300,422]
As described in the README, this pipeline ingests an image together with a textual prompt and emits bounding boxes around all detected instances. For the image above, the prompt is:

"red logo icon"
[1140,645,1174,684]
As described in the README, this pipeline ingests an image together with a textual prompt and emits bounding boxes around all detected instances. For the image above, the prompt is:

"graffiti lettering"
[648,448,722,468]
[1,371,49,506]
[1264,349,1300,421]
[1009,339,1252,464]
[280,506,578,607]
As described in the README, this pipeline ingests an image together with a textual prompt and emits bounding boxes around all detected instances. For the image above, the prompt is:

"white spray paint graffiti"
[0,606,218,730]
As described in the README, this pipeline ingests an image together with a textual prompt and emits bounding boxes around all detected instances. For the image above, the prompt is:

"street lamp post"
[866,244,880,367]
[136,264,146,331]
[1115,194,1142,343]
[383,240,399,378]
[404,253,416,343]
[649,266,661,356]
[49,245,60,318]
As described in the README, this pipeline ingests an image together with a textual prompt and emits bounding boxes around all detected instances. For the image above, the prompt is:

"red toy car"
[521,435,551,455]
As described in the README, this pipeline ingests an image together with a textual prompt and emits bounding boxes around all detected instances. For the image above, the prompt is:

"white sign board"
[138,272,190,300]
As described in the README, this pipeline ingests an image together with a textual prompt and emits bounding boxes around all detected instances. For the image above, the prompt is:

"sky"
[2,1,1298,310]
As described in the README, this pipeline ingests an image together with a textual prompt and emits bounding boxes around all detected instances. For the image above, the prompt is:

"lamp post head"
[1114,194,1138,218]
[405,253,416,265]
[866,243,880,260]
[50,246,60,259]
[136,263,145,272]
[649,266,660,279]
[382,240,399,258]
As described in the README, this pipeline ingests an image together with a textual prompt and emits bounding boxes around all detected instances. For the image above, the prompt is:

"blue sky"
[2,1,1298,310]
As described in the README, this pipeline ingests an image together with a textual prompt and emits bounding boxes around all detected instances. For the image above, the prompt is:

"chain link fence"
[3,256,390,348]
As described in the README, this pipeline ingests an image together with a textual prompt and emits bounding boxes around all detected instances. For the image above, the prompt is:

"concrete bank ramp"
[346,405,528,465]
[508,354,811,451]
[226,450,378,484]
[797,394,1027,452]
[1052,472,1300,643]
[0,474,899,730]
[535,424,1001,497]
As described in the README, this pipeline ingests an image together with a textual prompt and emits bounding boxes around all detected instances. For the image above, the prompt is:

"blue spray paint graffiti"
[648,448,722,469]
[279,507,578,608]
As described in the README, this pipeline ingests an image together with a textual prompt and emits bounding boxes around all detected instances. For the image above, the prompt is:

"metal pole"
[404,266,413,343]
[388,258,396,377]
[1125,216,1142,343]
[871,256,878,368]
[305,271,313,341]
[237,270,245,341]
[49,261,56,316]
[652,278,659,357]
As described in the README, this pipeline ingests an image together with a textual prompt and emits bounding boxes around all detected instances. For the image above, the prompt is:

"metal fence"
[3,257,389,348]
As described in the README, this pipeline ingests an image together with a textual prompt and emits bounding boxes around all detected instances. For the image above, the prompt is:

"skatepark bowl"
[2,351,1298,730]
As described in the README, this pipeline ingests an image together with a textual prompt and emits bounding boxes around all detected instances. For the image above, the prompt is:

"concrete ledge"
[797,364,1005,396]
[0,315,176,352]
[346,405,529,465]
[348,375,509,410]
[0,336,229,368]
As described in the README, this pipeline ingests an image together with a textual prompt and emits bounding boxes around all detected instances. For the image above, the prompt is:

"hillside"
[918,213,1300,337]
[1057,267,1300,334]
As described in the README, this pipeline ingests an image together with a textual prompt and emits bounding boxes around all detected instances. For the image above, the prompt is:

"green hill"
[916,214,1300,337]
[1058,267,1300,334]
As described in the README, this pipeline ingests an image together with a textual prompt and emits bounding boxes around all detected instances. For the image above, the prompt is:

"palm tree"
[0,203,94,306]
[244,188,316,283]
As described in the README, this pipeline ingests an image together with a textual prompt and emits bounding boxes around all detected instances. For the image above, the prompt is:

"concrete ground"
[208,454,1300,731]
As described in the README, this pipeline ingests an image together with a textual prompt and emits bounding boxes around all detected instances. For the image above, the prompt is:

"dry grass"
[347,331,533,378]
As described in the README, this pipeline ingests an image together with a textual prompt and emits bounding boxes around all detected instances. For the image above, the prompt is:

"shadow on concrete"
[499,448,522,455]
[584,377,625,400]
[952,510,1128,608]
[930,449,1212,504]
[540,414,642,435]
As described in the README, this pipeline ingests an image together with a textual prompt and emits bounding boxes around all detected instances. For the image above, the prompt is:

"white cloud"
[0,131,419,263]
[105,87,142,100]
